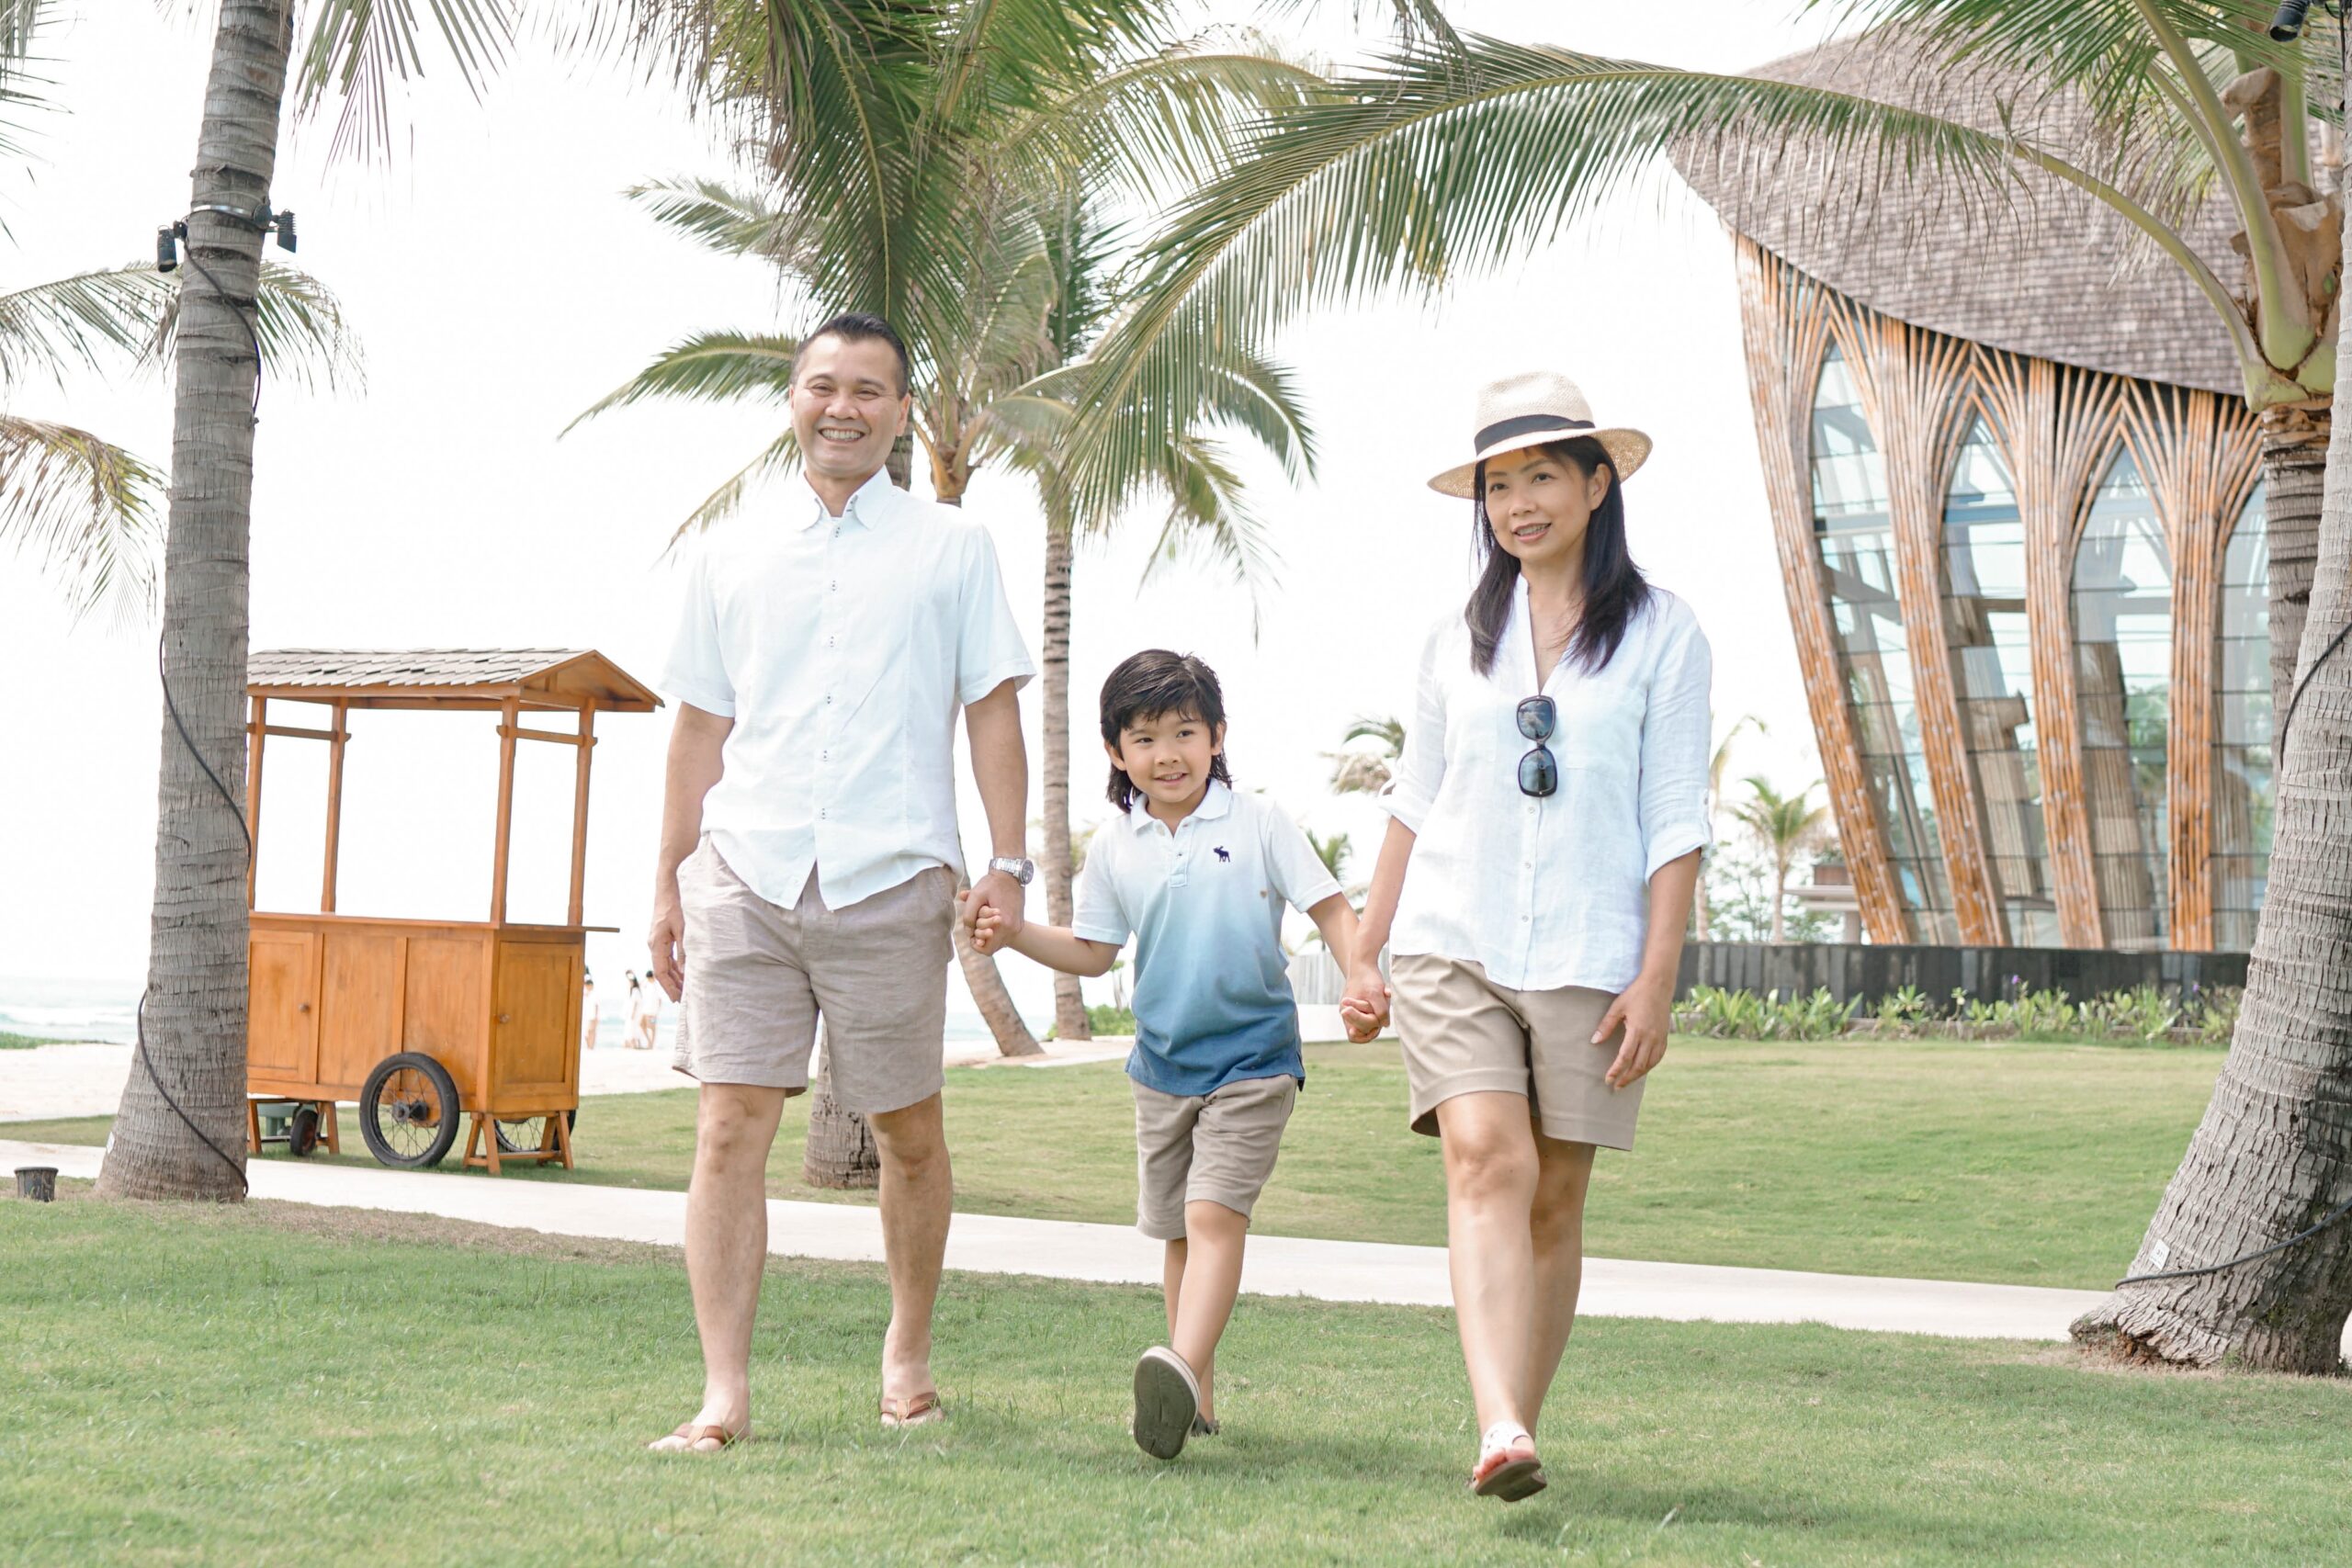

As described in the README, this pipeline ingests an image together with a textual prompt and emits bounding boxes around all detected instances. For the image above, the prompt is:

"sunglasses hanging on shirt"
[1516,695,1558,798]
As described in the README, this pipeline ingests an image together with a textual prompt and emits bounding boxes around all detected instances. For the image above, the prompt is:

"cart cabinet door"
[492,941,581,1105]
[247,929,320,1082]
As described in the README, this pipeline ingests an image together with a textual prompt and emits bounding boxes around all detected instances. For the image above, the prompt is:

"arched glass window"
[2213,481,2271,951]
[1941,418,2057,944]
[2072,448,2171,949]
[1811,343,1956,941]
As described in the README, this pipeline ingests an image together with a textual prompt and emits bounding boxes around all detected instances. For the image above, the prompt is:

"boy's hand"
[1340,961,1391,1043]
[963,895,1010,955]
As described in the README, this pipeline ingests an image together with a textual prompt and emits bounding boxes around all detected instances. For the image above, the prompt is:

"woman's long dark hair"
[1465,434,1649,678]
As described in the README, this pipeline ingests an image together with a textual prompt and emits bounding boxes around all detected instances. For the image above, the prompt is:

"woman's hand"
[1596,973,1673,1089]
[1340,961,1392,1044]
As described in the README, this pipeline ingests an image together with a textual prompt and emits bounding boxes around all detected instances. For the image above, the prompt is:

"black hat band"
[1475,412,1594,451]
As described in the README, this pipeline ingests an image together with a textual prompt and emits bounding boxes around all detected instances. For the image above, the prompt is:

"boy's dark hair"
[1100,649,1234,811]
[791,310,912,395]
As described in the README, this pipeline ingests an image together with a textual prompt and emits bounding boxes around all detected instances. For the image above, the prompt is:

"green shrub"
[1671,981,2244,1045]
[1085,1004,1136,1035]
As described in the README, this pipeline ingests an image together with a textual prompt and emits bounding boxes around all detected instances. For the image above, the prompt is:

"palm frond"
[296,0,518,165]
[144,261,366,393]
[1066,30,2189,514]
[566,330,799,432]
[0,264,176,389]
[0,412,162,620]
[625,175,830,273]
[1136,432,1282,632]
[668,426,802,547]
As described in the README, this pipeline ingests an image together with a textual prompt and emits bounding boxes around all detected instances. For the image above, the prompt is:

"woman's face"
[1483,445,1610,570]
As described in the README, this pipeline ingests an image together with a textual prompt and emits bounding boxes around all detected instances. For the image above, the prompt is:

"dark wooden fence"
[1674,943,2248,1005]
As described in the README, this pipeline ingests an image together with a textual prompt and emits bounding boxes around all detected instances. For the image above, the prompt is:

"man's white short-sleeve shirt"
[661,468,1035,910]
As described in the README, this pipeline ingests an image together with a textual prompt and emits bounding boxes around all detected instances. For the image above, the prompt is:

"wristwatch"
[987,855,1036,886]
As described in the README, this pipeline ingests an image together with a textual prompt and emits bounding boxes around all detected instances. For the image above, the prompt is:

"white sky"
[0,1,1855,1022]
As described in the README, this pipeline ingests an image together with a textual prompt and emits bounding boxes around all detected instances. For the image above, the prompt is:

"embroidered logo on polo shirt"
[1214,846,1230,863]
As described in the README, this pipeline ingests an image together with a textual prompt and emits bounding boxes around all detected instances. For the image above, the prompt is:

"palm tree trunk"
[932,483,1039,1059]
[1041,519,1091,1043]
[2257,407,2329,754]
[1692,874,1713,942]
[96,0,288,1202]
[2070,167,2352,1372]
[1768,859,1788,944]
[800,1029,879,1190]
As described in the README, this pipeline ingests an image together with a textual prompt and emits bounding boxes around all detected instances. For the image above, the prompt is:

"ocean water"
[0,975,997,1048]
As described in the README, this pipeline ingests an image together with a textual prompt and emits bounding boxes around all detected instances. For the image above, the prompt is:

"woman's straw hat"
[1426,370,1653,499]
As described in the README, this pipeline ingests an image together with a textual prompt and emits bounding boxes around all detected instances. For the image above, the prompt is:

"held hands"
[1340,960,1391,1045]
[960,871,1025,952]
[1596,974,1672,1089]
[959,890,1012,954]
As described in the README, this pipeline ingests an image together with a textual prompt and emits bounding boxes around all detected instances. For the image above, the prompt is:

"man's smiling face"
[790,332,911,484]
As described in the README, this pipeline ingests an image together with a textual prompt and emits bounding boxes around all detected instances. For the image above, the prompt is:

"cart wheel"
[288,1104,321,1158]
[494,1109,578,1155]
[358,1053,462,1168]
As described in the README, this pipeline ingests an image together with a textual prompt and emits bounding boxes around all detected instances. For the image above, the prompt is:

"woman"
[1346,371,1709,1502]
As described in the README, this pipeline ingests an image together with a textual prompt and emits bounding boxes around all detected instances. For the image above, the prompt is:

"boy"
[974,649,1375,1460]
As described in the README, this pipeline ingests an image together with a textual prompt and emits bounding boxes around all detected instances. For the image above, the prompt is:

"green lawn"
[2,1188,2346,1566]
[6,1038,2226,1290]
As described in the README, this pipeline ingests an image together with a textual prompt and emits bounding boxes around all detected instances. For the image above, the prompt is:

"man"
[645,311,1035,1451]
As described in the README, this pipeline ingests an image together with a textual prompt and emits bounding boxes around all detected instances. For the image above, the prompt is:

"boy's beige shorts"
[673,838,952,1116]
[1131,1072,1298,1241]
[1389,952,1643,1150]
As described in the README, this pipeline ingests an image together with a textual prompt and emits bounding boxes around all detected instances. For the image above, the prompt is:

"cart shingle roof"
[1671,28,2249,395]
[248,649,662,711]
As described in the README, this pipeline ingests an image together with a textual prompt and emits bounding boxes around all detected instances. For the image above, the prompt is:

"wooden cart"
[241,649,660,1174]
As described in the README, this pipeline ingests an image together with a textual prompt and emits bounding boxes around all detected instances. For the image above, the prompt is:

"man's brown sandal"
[878,1391,944,1429]
[648,1421,747,1453]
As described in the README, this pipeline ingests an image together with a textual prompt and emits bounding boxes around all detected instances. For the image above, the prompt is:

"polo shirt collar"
[1128,776,1233,833]
[801,466,901,531]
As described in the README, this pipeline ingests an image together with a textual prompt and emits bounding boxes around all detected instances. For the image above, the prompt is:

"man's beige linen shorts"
[1390,953,1643,1150]
[673,839,953,1116]
[1131,1073,1298,1241]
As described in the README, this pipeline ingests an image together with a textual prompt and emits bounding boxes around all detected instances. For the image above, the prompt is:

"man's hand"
[1596,973,1672,1089]
[966,868,1025,944]
[1340,961,1391,1044]
[649,881,686,1002]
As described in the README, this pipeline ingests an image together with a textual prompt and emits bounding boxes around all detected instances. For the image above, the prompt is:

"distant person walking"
[624,972,648,1050]
[582,971,599,1051]
[636,984,662,1052]
[1346,373,1709,1502]
[645,311,1036,1452]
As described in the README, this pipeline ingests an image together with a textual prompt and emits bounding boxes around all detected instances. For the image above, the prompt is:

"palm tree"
[1730,776,1833,943]
[4,260,356,618]
[570,1,1315,1179]
[572,5,1313,1054]
[1071,2,2335,734]
[1326,713,1405,795]
[2069,151,2352,1372]
[1694,714,1767,941]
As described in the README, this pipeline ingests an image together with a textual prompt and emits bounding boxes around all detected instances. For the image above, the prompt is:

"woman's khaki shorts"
[1131,1073,1298,1241]
[673,840,953,1116]
[1390,953,1642,1150]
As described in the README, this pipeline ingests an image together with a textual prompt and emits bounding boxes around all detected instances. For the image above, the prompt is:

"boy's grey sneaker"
[1189,1415,1220,1438]
[1132,1347,1200,1461]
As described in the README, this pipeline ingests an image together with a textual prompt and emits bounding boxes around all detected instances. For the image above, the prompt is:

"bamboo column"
[320,699,347,913]
[244,694,266,909]
[1733,241,1909,942]
[1975,349,2123,947]
[490,695,519,925]
[1851,310,2006,944]
[568,705,595,927]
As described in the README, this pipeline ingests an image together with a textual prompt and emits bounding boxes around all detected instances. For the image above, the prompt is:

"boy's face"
[1108,709,1224,812]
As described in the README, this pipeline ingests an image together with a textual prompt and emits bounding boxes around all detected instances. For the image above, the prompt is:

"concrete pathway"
[3,1134,2150,1344]
[0,1036,1141,1123]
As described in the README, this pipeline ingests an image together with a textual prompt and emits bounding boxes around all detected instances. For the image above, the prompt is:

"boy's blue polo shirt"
[1071,781,1344,1097]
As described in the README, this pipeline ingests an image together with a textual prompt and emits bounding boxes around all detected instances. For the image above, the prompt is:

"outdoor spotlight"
[154,223,178,272]
[2272,0,2318,41]
[274,209,296,254]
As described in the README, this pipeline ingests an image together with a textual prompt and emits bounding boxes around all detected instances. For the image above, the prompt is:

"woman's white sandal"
[1470,1421,1546,1501]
